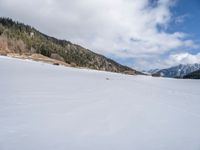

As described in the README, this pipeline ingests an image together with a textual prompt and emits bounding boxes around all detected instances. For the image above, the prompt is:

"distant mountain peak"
[152,64,200,78]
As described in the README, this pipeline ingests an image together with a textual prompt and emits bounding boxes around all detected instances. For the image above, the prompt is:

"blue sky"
[0,0,200,70]
[169,0,200,46]
[169,0,200,38]
[115,0,200,70]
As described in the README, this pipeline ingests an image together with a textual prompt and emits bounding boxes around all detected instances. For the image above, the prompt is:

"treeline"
[183,70,200,79]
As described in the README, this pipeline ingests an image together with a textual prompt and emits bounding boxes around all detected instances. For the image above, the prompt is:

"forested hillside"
[183,70,200,79]
[0,18,138,74]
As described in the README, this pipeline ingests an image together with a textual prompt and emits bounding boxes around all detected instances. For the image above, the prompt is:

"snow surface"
[1,56,200,150]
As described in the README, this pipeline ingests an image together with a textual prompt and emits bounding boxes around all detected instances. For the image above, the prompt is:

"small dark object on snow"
[53,63,59,66]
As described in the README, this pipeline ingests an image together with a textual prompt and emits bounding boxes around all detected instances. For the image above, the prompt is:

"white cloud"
[0,0,198,69]
[134,52,200,70]
[167,52,200,65]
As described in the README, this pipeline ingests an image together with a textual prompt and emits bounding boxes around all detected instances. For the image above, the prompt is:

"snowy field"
[1,56,200,150]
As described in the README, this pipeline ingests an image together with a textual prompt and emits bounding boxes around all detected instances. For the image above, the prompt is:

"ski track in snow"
[0,56,200,150]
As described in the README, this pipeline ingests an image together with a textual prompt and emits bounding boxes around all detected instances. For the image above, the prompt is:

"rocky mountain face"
[152,64,200,78]
[0,18,140,75]
[183,69,200,79]
[145,69,160,75]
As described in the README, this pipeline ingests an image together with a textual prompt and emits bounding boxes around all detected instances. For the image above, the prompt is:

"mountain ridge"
[152,64,200,78]
[0,17,140,75]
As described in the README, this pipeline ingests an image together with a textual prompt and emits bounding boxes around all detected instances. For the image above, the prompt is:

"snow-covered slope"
[1,56,200,150]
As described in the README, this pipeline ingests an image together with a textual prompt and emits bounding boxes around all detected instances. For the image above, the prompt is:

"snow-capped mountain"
[146,69,160,75]
[152,64,200,78]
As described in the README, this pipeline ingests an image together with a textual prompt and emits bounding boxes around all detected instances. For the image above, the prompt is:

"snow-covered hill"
[153,64,200,78]
[1,56,200,150]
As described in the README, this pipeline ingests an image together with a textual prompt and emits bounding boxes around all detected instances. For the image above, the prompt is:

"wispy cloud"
[174,14,190,24]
